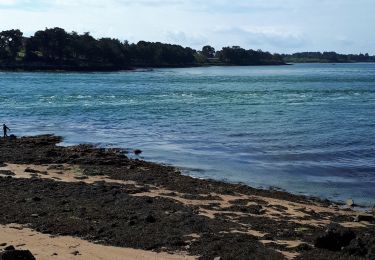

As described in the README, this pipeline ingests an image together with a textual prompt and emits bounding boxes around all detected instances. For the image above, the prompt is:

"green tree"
[202,45,215,58]
[0,29,23,60]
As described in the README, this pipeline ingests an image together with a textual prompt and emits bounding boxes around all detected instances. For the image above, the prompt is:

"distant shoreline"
[1,28,374,73]
[2,61,375,72]
[0,62,288,72]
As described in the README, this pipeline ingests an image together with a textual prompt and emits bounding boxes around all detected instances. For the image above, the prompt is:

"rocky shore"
[0,135,374,259]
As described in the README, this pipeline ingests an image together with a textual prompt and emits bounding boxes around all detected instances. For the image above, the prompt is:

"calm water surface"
[1,63,375,205]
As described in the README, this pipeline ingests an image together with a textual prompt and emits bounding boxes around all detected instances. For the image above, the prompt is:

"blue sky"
[0,0,374,54]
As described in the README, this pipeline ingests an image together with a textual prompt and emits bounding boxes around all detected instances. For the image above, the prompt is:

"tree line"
[0,28,374,71]
[281,52,375,63]
[0,28,196,70]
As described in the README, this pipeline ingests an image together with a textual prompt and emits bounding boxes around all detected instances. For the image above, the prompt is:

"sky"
[0,0,374,54]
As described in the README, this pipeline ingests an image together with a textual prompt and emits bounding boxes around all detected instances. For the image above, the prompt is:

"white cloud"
[0,0,17,5]
[0,0,374,54]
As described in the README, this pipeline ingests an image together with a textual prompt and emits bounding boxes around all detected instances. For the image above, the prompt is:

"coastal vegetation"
[0,28,374,71]
[282,52,375,63]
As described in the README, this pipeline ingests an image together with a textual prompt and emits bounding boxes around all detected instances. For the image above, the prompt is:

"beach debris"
[134,149,143,155]
[295,227,310,233]
[346,199,354,207]
[314,224,356,251]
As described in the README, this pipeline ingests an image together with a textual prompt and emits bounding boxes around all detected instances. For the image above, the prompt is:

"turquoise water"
[1,63,375,205]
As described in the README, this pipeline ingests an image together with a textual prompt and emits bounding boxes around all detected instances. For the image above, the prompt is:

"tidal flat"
[0,135,374,259]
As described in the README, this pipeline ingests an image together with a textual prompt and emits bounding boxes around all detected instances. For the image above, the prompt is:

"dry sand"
[0,224,195,260]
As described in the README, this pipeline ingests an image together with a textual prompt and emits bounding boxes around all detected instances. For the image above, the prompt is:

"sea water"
[1,63,375,205]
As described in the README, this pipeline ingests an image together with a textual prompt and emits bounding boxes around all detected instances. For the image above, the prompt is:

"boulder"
[314,224,356,251]
[0,246,35,260]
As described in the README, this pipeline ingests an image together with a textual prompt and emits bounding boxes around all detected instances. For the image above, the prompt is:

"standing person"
[3,124,10,138]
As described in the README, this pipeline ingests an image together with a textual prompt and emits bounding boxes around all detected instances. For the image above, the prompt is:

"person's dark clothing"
[3,124,10,138]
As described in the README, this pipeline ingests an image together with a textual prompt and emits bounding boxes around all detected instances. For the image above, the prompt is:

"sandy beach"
[0,135,374,259]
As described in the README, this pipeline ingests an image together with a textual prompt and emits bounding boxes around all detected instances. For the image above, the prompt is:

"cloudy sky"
[0,0,374,54]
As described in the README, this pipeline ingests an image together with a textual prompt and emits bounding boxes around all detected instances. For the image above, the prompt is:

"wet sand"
[0,135,374,259]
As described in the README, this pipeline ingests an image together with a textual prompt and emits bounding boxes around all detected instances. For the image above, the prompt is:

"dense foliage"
[0,28,196,70]
[282,52,375,63]
[217,46,284,65]
[0,28,374,70]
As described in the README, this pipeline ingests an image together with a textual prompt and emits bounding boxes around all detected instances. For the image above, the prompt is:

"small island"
[1,28,374,72]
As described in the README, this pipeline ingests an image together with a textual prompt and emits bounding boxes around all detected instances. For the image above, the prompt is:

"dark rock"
[0,250,36,260]
[294,243,313,252]
[145,215,156,223]
[343,237,368,257]
[0,243,6,247]
[354,214,374,222]
[32,197,42,202]
[314,224,356,251]
[4,245,15,251]
[71,250,80,256]
[9,135,17,141]
[0,171,15,176]
[262,234,274,240]
[24,168,39,174]
[74,176,88,180]
[134,149,142,155]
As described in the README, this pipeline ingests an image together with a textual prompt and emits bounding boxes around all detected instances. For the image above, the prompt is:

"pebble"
[0,243,7,247]
[32,196,42,202]
[71,250,80,256]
